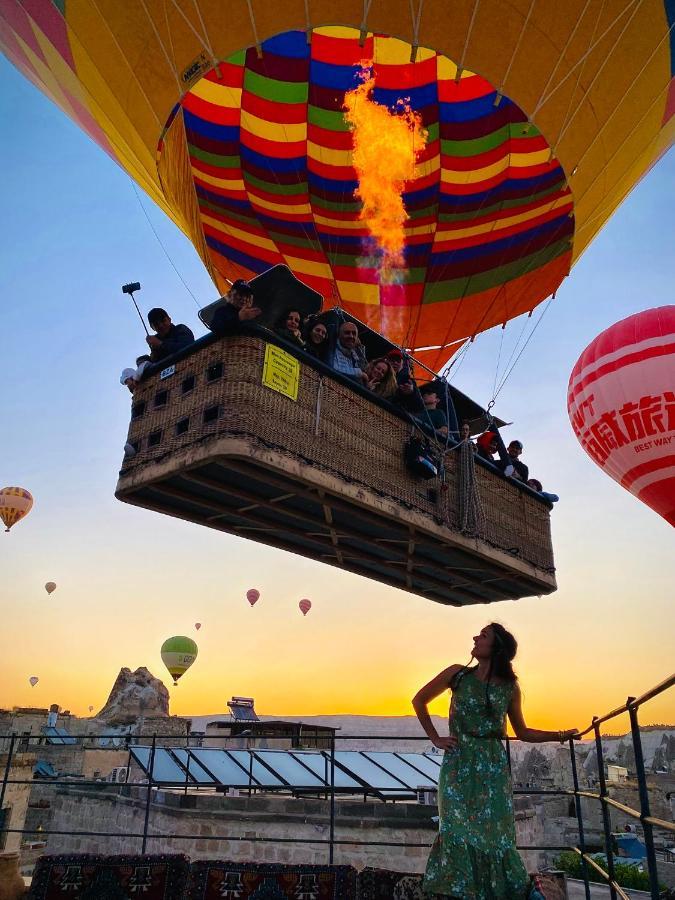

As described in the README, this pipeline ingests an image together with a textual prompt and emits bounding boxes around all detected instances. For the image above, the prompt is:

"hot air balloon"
[299,599,312,617]
[0,487,33,533]
[29,676,39,687]
[1,11,672,370]
[6,6,673,606]
[45,582,57,595]
[246,589,260,607]
[88,705,94,713]
[194,622,201,631]
[568,307,675,527]
[160,636,198,686]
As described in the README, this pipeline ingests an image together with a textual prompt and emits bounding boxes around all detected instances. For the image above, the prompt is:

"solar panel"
[396,753,443,782]
[330,751,414,796]
[171,748,215,785]
[362,752,438,790]
[130,747,189,783]
[55,727,77,745]
[229,706,259,722]
[189,748,261,787]
[227,750,284,787]
[290,752,361,790]
[129,745,436,797]
[42,726,65,745]
[254,750,325,790]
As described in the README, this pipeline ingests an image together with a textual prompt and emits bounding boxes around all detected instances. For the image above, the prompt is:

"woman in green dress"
[412,623,579,899]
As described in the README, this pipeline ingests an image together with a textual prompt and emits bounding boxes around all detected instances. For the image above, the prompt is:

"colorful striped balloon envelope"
[1,4,673,371]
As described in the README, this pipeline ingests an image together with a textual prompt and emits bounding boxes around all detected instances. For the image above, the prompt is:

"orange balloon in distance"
[0,487,33,533]
[299,599,312,616]
[246,589,260,607]
[45,582,57,595]
[29,676,39,687]
[194,622,201,630]
[568,306,675,526]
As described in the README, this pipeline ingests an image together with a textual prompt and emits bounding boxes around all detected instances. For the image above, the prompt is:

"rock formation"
[96,667,170,725]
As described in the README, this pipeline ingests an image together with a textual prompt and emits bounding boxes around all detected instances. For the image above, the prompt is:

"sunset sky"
[1,56,673,733]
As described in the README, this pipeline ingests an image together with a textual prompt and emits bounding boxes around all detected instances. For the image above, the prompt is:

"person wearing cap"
[209,279,262,333]
[506,439,529,482]
[417,384,449,439]
[145,308,195,362]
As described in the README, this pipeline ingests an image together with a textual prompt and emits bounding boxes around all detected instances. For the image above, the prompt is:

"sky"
[0,56,673,734]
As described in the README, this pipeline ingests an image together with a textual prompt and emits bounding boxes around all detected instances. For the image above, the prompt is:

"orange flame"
[344,68,427,283]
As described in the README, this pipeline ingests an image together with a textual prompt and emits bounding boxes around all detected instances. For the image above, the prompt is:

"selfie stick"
[122,282,149,336]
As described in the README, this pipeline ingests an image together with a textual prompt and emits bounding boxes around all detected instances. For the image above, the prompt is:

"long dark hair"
[450,622,518,713]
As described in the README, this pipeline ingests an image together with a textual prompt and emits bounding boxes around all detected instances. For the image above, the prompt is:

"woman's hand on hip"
[432,735,458,750]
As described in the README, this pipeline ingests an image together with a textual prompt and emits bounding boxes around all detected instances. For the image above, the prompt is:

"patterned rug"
[29,853,190,899]
[356,868,425,900]
[188,861,358,899]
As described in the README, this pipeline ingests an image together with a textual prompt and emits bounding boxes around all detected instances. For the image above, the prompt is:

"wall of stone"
[43,787,542,875]
[0,752,35,853]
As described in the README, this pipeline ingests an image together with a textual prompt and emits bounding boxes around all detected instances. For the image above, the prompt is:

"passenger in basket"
[146,309,195,363]
[209,279,262,332]
[506,440,529,482]
[476,430,499,463]
[527,478,559,504]
[328,321,368,383]
[386,349,425,414]
[363,358,398,400]
[303,317,330,364]
[460,421,476,448]
[417,384,449,439]
[274,309,306,348]
[119,355,153,394]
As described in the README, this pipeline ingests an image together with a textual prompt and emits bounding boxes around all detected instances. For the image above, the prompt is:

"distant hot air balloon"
[194,622,201,631]
[246,589,260,607]
[45,582,57,595]
[29,676,39,687]
[568,306,675,526]
[161,636,198,686]
[299,599,312,616]
[88,705,94,713]
[0,487,33,533]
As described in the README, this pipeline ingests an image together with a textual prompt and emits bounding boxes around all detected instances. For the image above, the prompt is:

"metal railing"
[1,673,673,897]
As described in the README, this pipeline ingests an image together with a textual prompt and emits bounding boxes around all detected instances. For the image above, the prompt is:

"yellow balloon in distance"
[160,636,198,686]
[0,487,33,533]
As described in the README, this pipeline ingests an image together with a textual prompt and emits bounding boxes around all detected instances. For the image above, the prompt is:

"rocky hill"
[96,667,170,725]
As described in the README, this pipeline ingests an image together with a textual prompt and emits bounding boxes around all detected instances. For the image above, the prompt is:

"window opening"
[176,417,190,436]
[148,430,162,447]
[207,362,223,382]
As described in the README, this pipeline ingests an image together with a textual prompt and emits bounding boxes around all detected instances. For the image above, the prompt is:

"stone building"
[42,784,545,874]
[0,751,36,854]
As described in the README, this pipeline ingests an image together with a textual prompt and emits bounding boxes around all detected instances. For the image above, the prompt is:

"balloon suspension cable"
[122,283,150,336]
[131,182,201,308]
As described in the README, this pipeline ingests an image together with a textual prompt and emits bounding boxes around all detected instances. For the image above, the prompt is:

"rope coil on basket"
[458,438,485,536]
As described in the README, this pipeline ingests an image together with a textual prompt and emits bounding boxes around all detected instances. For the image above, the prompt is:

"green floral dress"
[423,669,532,899]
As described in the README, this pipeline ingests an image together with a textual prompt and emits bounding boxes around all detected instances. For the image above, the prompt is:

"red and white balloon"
[568,306,675,526]
[246,588,260,607]
[298,598,312,616]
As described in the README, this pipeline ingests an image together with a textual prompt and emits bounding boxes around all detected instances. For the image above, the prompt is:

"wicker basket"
[116,333,556,606]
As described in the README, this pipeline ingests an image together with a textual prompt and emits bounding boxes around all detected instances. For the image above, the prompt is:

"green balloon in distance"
[160,635,198,685]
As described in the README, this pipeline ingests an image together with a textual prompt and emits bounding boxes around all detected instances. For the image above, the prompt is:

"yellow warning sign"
[262,344,300,401]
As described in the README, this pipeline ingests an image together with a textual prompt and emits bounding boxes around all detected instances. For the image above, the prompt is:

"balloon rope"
[492,295,555,402]
[531,0,641,116]
[131,183,202,308]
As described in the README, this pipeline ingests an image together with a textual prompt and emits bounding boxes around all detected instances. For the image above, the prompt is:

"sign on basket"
[262,344,300,401]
